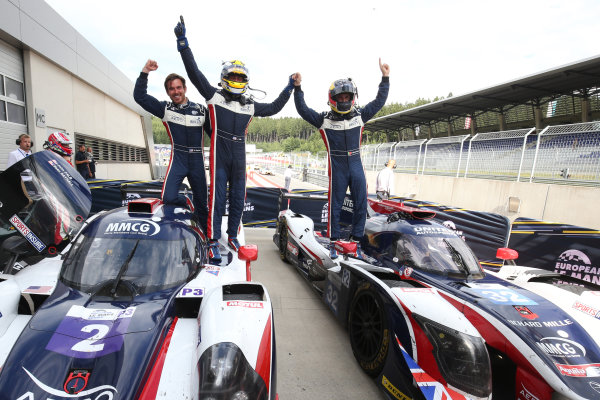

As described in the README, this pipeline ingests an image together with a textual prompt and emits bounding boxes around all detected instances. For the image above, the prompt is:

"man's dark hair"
[164,73,186,92]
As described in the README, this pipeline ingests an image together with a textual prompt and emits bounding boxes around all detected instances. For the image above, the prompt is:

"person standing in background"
[284,165,294,191]
[75,144,91,179]
[376,159,396,200]
[86,146,96,179]
[6,134,33,168]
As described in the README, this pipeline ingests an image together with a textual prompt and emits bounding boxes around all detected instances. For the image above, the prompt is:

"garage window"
[0,74,26,125]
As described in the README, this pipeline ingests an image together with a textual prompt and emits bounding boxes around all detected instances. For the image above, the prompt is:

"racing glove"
[285,75,295,93]
[174,16,188,51]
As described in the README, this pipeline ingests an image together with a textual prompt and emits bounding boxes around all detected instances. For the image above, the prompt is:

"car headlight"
[413,314,492,398]
[198,342,268,400]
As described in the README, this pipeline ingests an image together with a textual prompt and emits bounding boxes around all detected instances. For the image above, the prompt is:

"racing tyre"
[348,283,389,377]
[279,220,289,263]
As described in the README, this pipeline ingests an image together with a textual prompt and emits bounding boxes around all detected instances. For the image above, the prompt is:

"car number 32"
[473,287,537,305]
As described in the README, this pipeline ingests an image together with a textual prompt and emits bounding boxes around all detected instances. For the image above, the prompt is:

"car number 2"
[71,324,110,352]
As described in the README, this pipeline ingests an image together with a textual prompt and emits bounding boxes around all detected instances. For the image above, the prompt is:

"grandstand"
[364,54,600,141]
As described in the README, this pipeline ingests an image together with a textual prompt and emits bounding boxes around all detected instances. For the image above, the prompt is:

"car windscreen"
[0,151,91,253]
[394,231,483,278]
[60,230,202,295]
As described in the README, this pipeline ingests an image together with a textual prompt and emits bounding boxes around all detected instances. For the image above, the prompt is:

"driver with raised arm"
[293,60,390,260]
[174,16,298,262]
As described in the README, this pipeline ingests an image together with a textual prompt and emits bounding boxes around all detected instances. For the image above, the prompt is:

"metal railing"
[155,122,600,187]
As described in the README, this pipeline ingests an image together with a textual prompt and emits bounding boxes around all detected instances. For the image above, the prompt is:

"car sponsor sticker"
[518,383,540,400]
[104,219,160,236]
[514,305,539,320]
[45,305,136,358]
[382,375,410,400]
[396,287,434,293]
[21,367,117,400]
[23,286,54,295]
[590,381,600,394]
[63,370,91,394]
[537,336,586,359]
[178,287,204,297]
[286,241,299,256]
[204,266,220,276]
[226,301,264,309]
[468,283,537,305]
[9,214,46,252]
[555,362,600,377]
[507,319,573,328]
[572,301,600,319]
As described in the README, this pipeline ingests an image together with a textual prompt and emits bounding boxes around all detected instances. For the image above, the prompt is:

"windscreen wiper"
[110,239,140,297]
[443,239,470,278]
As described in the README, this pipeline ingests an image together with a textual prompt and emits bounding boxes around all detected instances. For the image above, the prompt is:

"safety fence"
[247,122,600,186]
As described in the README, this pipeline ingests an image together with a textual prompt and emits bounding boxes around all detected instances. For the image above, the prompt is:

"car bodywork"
[0,153,277,400]
[274,195,600,400]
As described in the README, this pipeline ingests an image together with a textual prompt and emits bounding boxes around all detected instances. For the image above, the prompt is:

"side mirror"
[238,245,258,281]
[496,247,519,261]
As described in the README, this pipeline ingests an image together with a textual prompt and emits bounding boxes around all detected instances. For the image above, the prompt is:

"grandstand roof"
[365,54,600,133]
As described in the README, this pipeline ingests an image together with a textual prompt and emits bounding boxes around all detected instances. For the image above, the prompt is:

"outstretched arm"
[361,58,390,122]
[293,73,324,128]
[133,59,166,118]
[174,17,217,100]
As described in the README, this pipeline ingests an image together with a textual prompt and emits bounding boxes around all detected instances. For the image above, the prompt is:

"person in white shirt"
[284,165,294,191]
[376,159,396,200]
[6,134,33,168]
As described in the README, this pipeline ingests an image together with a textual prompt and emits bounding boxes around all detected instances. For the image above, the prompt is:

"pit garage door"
[0,38,27,170]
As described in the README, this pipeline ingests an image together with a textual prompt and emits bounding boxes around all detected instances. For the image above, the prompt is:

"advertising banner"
[509,218,600,285]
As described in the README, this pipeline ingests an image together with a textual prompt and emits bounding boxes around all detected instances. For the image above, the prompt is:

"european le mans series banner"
[509,217,600,285]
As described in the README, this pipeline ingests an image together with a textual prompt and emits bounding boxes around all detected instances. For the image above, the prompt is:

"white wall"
[25,51,151,179]
[366,171,600,230]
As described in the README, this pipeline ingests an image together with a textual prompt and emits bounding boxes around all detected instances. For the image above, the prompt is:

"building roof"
[365,54,600,133]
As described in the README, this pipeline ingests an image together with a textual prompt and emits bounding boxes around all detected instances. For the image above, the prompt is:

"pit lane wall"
[366,172,600,230]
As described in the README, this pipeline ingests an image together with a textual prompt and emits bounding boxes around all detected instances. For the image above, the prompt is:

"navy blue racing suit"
[179,46,293,240]
[294,77,389,240]
[133,72,209,231]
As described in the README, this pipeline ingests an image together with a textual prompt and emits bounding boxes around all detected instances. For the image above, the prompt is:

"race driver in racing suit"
[293,59,390,259]
[133,59,209,233]
[174,17,297,262]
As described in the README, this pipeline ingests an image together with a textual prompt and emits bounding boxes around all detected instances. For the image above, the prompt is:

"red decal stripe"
[255,314,272,393]
[160,121,175,201]
[207,105,217,239]
[138,317,178,400]
[318,129,332,238]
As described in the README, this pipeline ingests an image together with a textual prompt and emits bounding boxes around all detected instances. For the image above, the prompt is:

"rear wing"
[367,199,436,220]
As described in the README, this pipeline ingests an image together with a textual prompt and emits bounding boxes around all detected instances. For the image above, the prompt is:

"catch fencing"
[250,122,600,186]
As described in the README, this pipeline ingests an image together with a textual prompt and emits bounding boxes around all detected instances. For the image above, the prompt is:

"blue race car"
[274,195,600,400]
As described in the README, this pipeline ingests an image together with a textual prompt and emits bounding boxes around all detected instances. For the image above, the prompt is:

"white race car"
[0,153,277,400]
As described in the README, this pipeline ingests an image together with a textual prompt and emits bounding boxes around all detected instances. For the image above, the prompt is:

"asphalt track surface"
[248,227,386,400]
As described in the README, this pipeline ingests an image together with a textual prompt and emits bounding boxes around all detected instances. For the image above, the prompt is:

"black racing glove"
[174,16,188,51]
[285,75,295,92]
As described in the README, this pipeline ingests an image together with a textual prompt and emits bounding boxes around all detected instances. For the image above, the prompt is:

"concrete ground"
[247,227,386,400]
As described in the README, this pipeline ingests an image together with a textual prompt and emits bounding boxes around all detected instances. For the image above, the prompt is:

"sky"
[45,0,600,118]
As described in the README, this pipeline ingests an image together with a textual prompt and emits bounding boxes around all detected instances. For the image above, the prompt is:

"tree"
[152,116,169,144]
